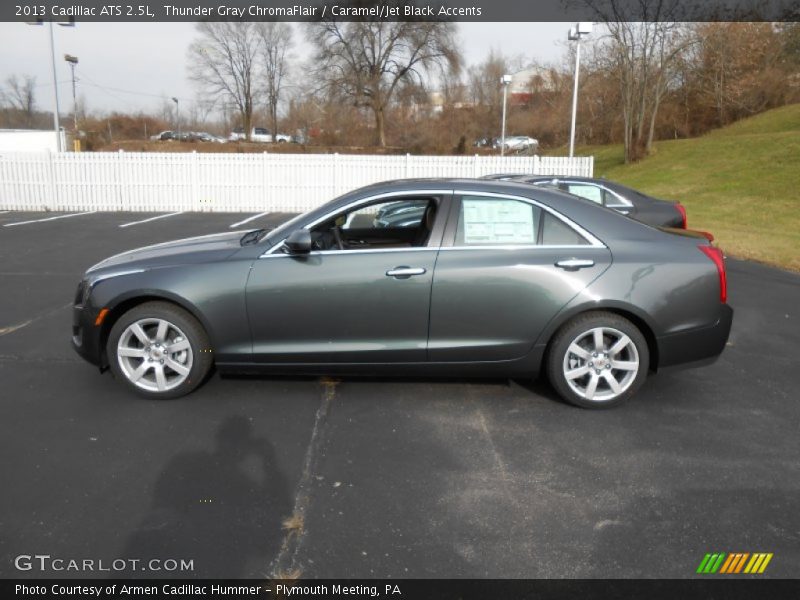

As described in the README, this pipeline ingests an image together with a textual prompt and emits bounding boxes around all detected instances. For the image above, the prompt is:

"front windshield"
[264,191,355,245]
[262,212,307,244]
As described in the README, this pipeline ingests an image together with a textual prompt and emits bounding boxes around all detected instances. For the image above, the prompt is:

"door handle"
[386,266,426,279]
[555,259,595,271]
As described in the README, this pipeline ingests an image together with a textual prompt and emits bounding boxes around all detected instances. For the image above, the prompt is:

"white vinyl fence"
[0,151,593,213]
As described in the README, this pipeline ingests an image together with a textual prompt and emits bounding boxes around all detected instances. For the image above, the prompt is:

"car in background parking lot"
[495,136,539,153]
[519,176,687,229]
[194,132,226,143]
[482,175,688,229]
[229,127,292,143]
[150,130,176,141]
[71,179,731,409]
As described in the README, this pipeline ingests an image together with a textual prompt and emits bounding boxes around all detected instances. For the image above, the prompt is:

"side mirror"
[285,229,312,254]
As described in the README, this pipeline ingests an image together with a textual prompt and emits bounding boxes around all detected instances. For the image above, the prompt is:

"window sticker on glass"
[462,198,536,244]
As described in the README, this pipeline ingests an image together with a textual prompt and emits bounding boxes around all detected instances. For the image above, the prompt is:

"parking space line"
[119,212,184,228]
[0,302,72,337]
[230,212,270,229]
[4,211,96,227]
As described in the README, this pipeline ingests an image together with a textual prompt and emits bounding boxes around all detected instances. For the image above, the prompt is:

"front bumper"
[71,302,105,368]
[656,304,734,369]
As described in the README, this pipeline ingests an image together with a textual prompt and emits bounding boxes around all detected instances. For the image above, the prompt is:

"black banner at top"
[4,0,799,23]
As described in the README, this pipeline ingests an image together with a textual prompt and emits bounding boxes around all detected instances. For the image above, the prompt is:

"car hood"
[86,231,246,274]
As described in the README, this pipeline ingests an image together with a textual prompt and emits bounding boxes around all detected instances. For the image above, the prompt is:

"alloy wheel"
[116,318,193,393]
[562,326,640,402]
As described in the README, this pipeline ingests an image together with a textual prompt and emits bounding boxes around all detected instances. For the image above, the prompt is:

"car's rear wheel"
[547,312,649,409]
[107,302,213,399]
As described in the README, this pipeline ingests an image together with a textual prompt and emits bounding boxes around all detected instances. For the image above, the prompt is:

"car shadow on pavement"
[120,415,293,578]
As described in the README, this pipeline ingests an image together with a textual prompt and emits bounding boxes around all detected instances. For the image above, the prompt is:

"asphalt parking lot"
[1,210,798,579]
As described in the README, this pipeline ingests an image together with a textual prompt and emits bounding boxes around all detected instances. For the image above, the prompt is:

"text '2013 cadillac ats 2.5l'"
[72,179,732,408]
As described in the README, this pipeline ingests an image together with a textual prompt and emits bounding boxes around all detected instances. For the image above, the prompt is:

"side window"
[352,199,430,230]
[306,197,437,252]
[455,196,541,246]
[565,183,603,205]
[603,189,633,208]
[541,213,589,245]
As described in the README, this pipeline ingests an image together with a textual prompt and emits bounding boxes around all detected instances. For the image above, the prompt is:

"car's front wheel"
[547,312,649,409]
[107,302,213,399]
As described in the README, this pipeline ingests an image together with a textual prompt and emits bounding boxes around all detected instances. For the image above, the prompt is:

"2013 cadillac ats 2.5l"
[71,179,733,408]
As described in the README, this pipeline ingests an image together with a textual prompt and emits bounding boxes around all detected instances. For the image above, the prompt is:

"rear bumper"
[71,303,105,368]
[656,304,733,370]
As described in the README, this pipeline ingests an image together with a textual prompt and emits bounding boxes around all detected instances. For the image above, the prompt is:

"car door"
[245,194,449,364]
[428,192,612,362]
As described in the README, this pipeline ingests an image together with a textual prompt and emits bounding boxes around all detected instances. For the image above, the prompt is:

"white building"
[0,129,65,152]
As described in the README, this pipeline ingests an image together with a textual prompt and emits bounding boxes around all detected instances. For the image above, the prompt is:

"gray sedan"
[71,179,732,408]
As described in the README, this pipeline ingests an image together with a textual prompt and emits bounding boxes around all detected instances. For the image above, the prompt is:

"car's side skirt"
[215,352,545,379]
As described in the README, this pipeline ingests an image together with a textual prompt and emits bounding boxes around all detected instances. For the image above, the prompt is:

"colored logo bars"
[697,552,773,574]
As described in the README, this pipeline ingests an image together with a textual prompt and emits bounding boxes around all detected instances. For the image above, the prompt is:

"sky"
[0,22,572,117]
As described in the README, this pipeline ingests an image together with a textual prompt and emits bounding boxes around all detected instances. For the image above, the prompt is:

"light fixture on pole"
[568,21,593,158]
[64,54,79,151]
[26,20,75,152]
[500,74,512,157]
[171,97,180,139]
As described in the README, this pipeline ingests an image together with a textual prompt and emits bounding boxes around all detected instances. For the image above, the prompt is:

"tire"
[107,301,213,400]
[546,311,649,409]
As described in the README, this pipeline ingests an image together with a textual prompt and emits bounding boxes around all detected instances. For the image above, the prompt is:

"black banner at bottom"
[5,579,800,600]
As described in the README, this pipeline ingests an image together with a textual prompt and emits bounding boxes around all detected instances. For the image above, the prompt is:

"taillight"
[699,245,727,303]
[675,203,687,229]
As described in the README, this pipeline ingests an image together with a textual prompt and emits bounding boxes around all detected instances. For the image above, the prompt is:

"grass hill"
[569,104,800,271]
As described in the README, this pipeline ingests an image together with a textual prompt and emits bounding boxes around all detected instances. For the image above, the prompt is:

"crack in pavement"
[268,377,338,579]
[0,302,72,337]
[467,387,521,512]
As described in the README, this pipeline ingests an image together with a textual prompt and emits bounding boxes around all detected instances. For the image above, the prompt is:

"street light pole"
[568,22,593,158]
[172,97,180,139]
[27,20,76,152]
[64,54,78,150]
[47,22,63,152]
[500,74,512,157]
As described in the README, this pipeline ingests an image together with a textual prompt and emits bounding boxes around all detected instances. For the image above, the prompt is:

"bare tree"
[308,19,460,146]
[587,0,690,161]
[2,75,37,128]
[256,22,292,140]
[467,50,509,108]
[686,23,790,127]
[189,22,260,140]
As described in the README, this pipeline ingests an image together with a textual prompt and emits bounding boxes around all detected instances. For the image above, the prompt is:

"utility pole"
[64,54,79,151]
[27,19,76,152]
[500,74,512,157]
[172,97,180,139]
[568,22,593,158]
